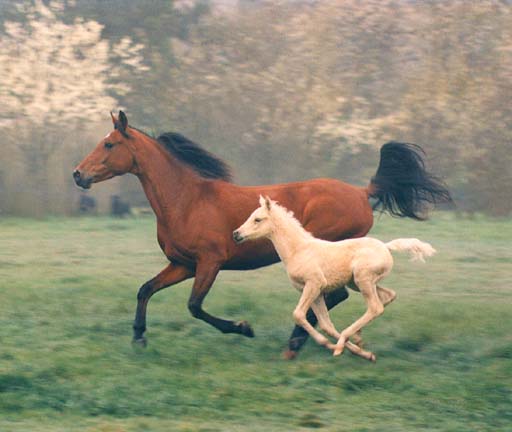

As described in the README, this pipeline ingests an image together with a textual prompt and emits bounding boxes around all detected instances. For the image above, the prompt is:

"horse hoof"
[237,321,255,338]
[369,353,377,362]
[132,337,147,348]
[282,350,298,360]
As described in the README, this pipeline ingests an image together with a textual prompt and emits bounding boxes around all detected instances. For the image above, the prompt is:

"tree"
[0,0,148,215]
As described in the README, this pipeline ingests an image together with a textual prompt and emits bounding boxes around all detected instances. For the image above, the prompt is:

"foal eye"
[104,142,114,150]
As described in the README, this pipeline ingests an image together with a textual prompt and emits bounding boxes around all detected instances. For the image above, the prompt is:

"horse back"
[213,178,373,270]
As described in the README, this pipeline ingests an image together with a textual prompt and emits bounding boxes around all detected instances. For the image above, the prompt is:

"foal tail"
[368,142,452,220]
[385,238,436,263]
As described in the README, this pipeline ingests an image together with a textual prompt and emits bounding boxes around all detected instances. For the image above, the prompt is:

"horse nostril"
[73,170,81,181]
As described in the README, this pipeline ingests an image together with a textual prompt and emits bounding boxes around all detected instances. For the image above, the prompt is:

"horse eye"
[104,142,114,150]
[254,218,262,223]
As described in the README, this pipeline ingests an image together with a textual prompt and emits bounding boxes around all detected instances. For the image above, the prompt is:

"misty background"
[0,0,511,218]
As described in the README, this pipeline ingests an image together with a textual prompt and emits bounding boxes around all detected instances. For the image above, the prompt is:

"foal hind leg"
[351,286,395,349]
[311,296,376,362]
[133,263,194,346]
[334,278,384,357]
[377,285,396,307]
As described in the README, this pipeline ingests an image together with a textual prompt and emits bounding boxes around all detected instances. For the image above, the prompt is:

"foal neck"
[269,206,312,264]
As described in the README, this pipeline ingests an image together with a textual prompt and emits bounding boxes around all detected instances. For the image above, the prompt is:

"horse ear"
[259,195,266,208]
[110,111,117,126]
[118,110,128,131]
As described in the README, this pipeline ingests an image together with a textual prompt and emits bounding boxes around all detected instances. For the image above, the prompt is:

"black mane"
[155,132,232,182]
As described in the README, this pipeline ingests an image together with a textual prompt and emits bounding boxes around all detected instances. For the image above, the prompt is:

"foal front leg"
[292,283,332,349]
[311,297,376,362]
[285,287,349,359]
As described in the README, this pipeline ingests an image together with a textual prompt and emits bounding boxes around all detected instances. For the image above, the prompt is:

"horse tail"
[385,238,436,262]
[368,142,452,220]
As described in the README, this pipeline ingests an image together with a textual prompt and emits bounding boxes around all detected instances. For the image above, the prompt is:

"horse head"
[73,111,137,189]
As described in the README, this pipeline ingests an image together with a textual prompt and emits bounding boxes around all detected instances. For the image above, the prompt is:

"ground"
[0,213,510,431]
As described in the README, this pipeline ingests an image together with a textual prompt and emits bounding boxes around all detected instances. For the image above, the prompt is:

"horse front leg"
[187,261,255,338]
[133,262,194,347]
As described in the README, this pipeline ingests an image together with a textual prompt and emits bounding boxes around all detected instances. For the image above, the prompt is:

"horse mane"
[155,132,232,182]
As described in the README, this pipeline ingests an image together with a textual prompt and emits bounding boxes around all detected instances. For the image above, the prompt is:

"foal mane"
[270,201,314,240]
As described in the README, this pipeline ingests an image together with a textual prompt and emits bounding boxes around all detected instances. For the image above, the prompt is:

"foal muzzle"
[233,230,245,244]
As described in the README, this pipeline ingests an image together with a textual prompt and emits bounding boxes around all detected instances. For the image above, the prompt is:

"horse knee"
[188,300,202,318]
[137,281,153,301]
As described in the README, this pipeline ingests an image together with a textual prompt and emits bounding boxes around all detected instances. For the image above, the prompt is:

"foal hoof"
[132,337,147,348]
[333,346,345,357]
[236,321,255,338]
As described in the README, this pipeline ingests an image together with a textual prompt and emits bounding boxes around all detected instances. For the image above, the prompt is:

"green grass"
[0,214,511,431]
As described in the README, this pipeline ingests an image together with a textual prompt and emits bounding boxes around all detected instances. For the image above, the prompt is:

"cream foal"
[233,196,435,362]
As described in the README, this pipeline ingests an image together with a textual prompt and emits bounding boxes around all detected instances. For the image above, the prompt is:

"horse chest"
[157,230,197,268]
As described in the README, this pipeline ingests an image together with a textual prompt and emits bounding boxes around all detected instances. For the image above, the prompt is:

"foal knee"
[293,308,306,326]
[371,303,385,317]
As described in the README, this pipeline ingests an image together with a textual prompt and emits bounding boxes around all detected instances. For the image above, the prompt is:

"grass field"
[0,213,511,431]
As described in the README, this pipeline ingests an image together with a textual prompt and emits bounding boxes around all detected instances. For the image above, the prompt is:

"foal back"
[300,237,394,290]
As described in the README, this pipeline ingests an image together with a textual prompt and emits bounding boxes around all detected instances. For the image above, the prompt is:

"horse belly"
[221,239,281,270]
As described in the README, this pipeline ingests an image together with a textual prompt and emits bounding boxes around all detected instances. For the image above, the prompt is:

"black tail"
[369,142,452,220]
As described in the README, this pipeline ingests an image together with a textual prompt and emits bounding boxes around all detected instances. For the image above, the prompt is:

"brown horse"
[73,111,451,358]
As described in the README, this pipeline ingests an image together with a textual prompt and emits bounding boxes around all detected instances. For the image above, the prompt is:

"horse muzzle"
[232,230,245,244]
[73,169,93,189]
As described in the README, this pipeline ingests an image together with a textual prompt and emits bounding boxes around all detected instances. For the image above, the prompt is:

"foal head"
[73,111,137,189]
[233,195,275,244]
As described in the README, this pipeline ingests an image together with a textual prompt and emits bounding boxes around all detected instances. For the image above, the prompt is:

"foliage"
[0,0,147,128]
[0,0,148,216]
[0,0,511,216]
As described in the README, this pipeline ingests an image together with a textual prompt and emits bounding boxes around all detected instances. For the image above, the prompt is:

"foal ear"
[264,195,272,211]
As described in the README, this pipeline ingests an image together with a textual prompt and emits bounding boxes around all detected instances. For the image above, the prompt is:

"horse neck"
[268,209,312,265]
[129,131,201,225]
